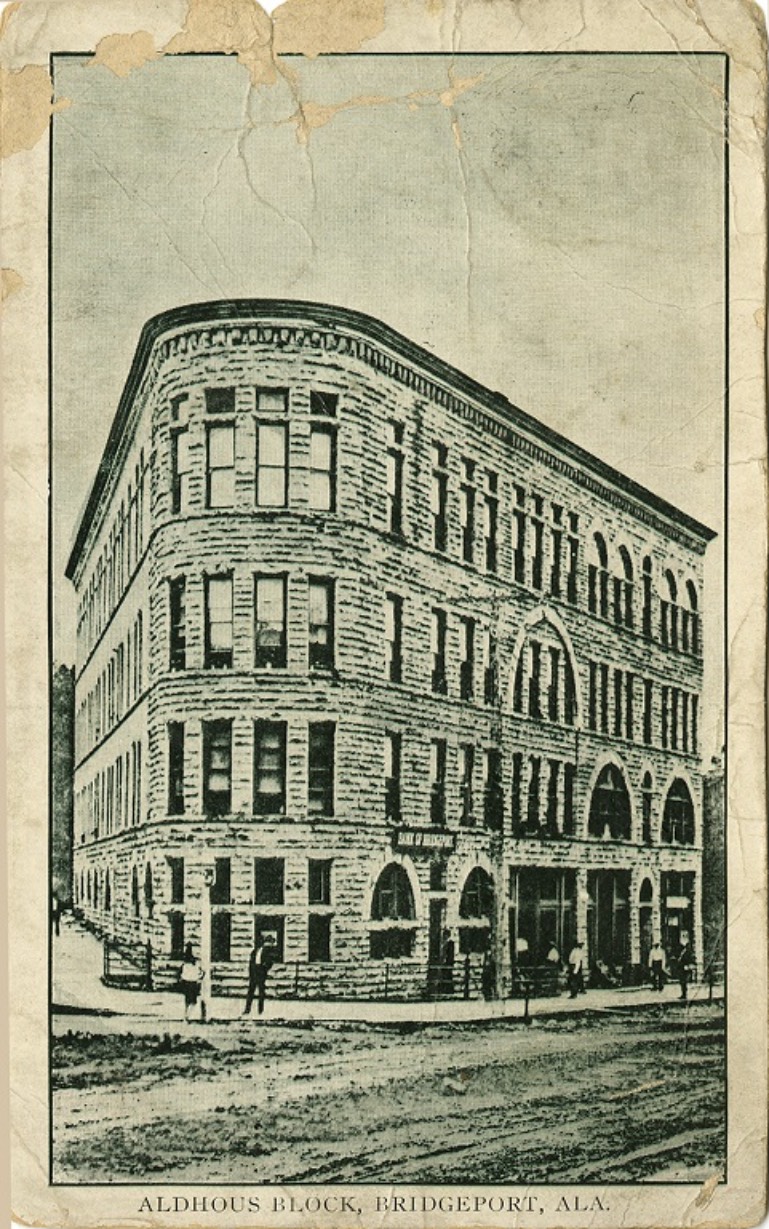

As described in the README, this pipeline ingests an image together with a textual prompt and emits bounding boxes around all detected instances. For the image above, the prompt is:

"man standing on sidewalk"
[648,938,666,991]
[567,942,586,998]
[243,935,276,1016]
[677,936,695,1001]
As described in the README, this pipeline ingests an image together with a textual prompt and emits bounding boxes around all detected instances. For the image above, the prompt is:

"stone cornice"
[66,300,717,580]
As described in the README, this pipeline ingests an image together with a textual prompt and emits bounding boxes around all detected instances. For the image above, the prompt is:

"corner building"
[67,301,715,998]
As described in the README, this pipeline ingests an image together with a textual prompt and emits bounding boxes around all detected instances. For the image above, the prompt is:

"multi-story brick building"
[66,300,715,998]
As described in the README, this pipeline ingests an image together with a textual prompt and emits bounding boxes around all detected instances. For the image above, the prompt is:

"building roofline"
[65,298,717,580]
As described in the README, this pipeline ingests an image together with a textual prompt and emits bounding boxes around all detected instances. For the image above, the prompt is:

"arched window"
[144,862,154,919]
[370,864,416,959]
[460,867,495,919]
[615,547,634,630]
[588,533,609,618]
[641,556,653,638]
[458,867,495,955]
[641,772,653,845]
[371,864,415,921]
[661,570,679,650]
[511,620,578,728]
[661,779,695,845]
[588,764,631,841]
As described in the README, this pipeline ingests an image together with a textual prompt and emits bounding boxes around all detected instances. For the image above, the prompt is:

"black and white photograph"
[3,0,767,1225]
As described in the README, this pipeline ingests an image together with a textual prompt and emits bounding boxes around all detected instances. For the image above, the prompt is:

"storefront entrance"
[638,877,654,965]
[587,870,630,971]
[509,867,576,965]
[661,871,695,957]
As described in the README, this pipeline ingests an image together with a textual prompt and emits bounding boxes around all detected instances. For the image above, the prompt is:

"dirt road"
[53,1002,724,1184]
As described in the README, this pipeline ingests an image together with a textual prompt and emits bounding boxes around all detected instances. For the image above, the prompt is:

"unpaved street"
[53,1003,724,1185]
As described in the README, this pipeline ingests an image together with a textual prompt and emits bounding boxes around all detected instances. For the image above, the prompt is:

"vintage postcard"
[3,0,767,1225]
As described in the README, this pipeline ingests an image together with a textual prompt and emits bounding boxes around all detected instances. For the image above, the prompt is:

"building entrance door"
[638,877,654,966]
[427,897,447,996]
[587,870,630,971]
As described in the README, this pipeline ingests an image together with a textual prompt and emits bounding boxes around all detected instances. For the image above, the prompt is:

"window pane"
[209,470,235,508]
[257,391,287,413]
[309,474,331,510]
[258,468,286,507]
[259,424,285,465]
[209,426,234,466]
[310,430,332,470]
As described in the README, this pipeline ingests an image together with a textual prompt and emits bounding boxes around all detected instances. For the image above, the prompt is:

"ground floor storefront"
[72,827,701,1000]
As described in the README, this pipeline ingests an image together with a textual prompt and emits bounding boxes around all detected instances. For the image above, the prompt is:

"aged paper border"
[3,0,767,1225]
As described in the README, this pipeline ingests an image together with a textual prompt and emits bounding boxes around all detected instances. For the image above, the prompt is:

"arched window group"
[511,620,577,726]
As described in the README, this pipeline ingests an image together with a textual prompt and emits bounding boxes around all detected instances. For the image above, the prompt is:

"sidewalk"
[53,914,723,1029]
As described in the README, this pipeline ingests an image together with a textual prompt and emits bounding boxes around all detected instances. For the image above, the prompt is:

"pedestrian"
[440,928,455,997]
[648,938,666,991]
[481,950,496,1000]
[243,934,277,1016]
[567,942,586,998]
[179,943,203,1022]
[677,937,695,1001]
[51,892,61,937]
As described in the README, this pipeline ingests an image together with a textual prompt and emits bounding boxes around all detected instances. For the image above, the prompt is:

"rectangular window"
[253,720,287,814]
[691,695,699,753]
[483,471,498,573]
[206,424,235,508]
[385,732,401,822]
[168,856,184,905]
[257,389,288,415]
[643,679,653,745]
[211,912,232,962]
[254,574,287,668]
[310,390,338,417]
[205,575,233,669]
[203,720,232,817]
[308,858,332,905]
[431,608,447,693]
[256,422,287,508]
[681,690,689,753]
[481,628,497,704]
[206,387,236,414]
[171,428,190,514]
[308,914,331,963]
[531,496,544,590]
[600,663,609,734]
[548,646,560,722]
[384,594,403,683]
[308,722,335,816]
[527,756,541,829]
[483,748,503,829]
[546,759,559,831]
[671,687,679,751]
[169,577,186,670]
[169,912,185,959]
[550,505,563,597]
[459,743,474,824]
[167,722,185,815]
[459,616,475,701]
[308,578,334,669]
[431,444,448,553]
[563,762,576,834]
[386,422,404,535]
[513,486,526,583]
[430,739,447,825]
[528,640,542,719]
[625,673,634,740]
[253,915,285,963]
[511,752,523,830]
[613,668,623,737]
[254,857,285,905]
[661,686,669,749]
[210,857,231,905]
[588,661,597,731]
[309,425,336,511]
[460,459,475,563]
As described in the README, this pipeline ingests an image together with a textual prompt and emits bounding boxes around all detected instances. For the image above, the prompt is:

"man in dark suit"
[243,934,277,1016]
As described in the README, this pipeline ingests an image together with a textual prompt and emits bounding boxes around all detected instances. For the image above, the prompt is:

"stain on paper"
[0,65,70,159]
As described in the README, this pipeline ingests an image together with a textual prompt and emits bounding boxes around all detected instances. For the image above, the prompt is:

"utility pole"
[199,863,214,1022]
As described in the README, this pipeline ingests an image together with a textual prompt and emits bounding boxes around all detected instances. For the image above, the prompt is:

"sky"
[51,51,726,756]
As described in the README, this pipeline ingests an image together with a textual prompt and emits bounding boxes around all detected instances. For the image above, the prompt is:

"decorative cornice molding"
[66,300,717,579]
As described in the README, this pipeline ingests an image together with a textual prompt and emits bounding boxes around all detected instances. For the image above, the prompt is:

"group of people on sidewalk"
[178,934,278,1022]
[539,936,696,1001]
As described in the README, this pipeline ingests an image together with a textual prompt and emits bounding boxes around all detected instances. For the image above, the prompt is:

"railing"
[253,955,490,1002]
[103,936,153,990]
